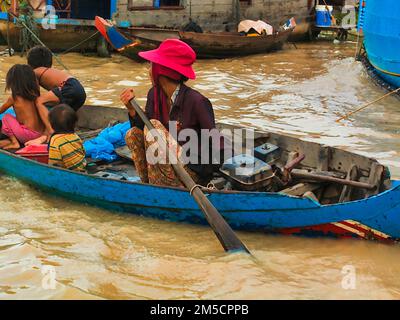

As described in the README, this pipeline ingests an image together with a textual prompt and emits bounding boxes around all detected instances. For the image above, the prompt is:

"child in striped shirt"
[48,104,86,172]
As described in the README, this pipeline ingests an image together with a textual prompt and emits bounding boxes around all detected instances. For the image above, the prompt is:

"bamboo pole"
[336,87,400,122]
[291,170,375,190]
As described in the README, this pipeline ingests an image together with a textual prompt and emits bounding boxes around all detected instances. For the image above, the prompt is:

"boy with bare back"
[25,45,86,145]
[0,64,45,150]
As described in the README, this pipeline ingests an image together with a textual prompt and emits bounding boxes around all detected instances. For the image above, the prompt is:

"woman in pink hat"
[120,39,224,187]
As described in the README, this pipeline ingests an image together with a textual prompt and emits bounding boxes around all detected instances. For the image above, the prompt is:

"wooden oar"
[336,87,400,122]
[129,99,250,254]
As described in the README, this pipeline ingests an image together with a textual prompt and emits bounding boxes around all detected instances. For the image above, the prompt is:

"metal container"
[220,154,275,191]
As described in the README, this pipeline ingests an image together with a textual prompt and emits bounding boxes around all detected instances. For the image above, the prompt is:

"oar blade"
[129,100,250,254]
[195,191,250,253]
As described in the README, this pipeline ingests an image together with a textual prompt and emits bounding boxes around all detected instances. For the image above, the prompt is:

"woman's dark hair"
[27,45,53,69]
[49,104,78,134]
[6,64,40,101]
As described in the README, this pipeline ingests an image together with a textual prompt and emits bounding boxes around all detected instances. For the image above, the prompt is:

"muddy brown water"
[0,42,400,300]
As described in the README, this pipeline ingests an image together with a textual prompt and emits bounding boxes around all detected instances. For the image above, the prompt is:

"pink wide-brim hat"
[139,39,197,80]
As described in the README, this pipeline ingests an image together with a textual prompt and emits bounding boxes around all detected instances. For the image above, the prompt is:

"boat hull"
[123,27,292,59]
[362,0,400,88]
[0,146,399,243]
[0,20,104,54]
[180,30,292,59]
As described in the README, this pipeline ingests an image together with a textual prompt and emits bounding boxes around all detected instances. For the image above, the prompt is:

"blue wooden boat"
[0,105,399,244]
[359,0,400,90]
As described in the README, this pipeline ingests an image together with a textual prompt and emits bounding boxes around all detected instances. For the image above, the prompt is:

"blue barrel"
[315,5,333,27]
[154,0,160,8]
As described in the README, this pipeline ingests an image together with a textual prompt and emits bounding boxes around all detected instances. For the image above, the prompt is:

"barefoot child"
[48,104,86,172]
[26,45,86,145]
[0,64,45,150]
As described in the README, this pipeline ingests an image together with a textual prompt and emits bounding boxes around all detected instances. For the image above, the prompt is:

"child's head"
[6,64,40,101]
[49,104,78,134]
[27,45,53,69]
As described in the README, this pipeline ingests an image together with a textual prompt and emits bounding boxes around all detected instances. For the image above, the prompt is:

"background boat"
[121,27,293,59]
[179,29,293,59]
[359,0,400,89]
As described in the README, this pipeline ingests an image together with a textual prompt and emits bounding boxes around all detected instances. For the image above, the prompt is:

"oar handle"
[129,100,250,254]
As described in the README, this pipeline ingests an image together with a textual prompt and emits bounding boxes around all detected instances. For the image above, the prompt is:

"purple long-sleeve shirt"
[130,84,226,181]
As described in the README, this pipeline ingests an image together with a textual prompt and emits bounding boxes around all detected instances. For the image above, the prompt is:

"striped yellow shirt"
[49,133,86,172]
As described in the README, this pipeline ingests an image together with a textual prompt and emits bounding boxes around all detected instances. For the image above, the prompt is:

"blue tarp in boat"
[84,121,130,162]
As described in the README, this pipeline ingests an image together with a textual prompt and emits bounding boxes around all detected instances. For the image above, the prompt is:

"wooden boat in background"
[0,19,103,53]
[0,105,399,245]
[122,27,294,59]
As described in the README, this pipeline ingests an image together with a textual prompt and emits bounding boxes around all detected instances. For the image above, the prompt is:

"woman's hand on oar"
[128,99,250,254]
[121,88,136,118]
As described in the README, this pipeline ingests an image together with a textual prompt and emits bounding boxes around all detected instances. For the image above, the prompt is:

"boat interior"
[5,105,392,205]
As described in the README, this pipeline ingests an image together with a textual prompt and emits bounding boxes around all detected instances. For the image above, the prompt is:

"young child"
[0,64,45,150]
[48,104,86,172]
[26,45,86,145]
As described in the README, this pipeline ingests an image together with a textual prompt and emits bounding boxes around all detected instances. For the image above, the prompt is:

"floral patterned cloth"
[125,119,199,187]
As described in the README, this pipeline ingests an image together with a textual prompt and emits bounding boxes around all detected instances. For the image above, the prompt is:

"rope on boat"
[60,30,100,55]
[190,184,204,196]
[354,30,362,60]
[6,13,13,56]
[189,183,219,195]
[8,10,69,71]
[336,87,400,122]
[14,1,39,56]
[335,48,400,122]
[8,9,101,64]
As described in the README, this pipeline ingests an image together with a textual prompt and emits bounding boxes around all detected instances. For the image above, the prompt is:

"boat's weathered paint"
[0,148,399,243]
[361,0,400,88]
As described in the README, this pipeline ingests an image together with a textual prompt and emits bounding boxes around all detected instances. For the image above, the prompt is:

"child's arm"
[25,91,60,146]
[0,96,14,114]
[36,91,61,135]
